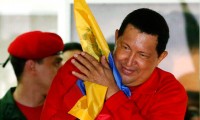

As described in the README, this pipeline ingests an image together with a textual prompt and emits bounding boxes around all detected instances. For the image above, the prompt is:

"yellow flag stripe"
[74,0,110,60]
[68,0,109,119]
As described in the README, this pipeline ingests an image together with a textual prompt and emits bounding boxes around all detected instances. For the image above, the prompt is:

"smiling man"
[41,8,187,120]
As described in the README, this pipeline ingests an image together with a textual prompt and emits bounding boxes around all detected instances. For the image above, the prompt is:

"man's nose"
[126,53,136,66]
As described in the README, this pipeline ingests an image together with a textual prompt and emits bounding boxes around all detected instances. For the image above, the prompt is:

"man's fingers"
[71,58,90,77]
[74,52,100,71]
[72,70,88,81]
[101,56,110,69]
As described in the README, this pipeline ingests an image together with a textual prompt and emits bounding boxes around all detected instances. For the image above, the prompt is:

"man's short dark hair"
[10,55,26,80]
[63,42,82,52]
[10,55,43,81]
[118,8,169,57]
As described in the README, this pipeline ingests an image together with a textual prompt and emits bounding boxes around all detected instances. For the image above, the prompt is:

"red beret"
[8,31,64,59]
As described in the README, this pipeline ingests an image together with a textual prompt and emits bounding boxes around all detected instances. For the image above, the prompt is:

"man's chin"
[122,77,137,86]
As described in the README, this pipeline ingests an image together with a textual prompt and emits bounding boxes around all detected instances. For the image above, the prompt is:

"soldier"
[0,31,64,120]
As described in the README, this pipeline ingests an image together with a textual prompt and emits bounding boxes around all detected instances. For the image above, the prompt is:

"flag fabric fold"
[69,0,131,119]
[69,0,109,119]
[68,82,107,120]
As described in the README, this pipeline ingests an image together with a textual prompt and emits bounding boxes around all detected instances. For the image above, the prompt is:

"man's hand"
[71,52,120,99]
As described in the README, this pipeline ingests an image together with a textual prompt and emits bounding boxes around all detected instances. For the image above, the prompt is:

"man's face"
[34,55,63,95]
[113,24,167,86]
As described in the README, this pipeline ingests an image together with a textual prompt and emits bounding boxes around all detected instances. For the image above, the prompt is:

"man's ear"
[115,29,119,44]
[25,60,36,72]
[157,51,168,65]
